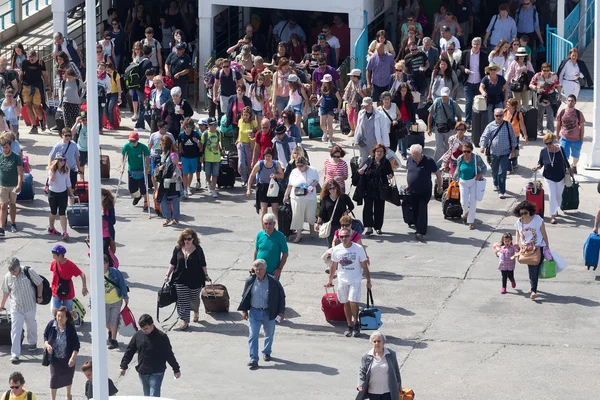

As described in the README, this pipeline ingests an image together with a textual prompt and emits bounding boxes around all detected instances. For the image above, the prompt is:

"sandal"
[171,220,179,226]
[174,322,189,331]
[550,216,557,224]
[162,219,172,227]
[469,224,475,230]
[293,235,302,243]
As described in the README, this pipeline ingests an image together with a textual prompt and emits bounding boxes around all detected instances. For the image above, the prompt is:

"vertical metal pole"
[589,0,600,168]
[558,0,566,37]
[85,0,109,397]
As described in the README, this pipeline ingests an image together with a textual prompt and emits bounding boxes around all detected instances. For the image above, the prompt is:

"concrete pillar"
[14,0,22,26]
[52,0,68,37]
[198,11,213,103]
[349,10,364,68]
[243,6,250,31]
[557,0,565,37]
[588,1,600,168]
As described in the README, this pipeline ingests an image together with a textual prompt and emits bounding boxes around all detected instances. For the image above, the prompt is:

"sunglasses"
[542,69,550,72]
[185,125,194,128]
[544,142,553,145]
[494,115,503,118]
[463,150,472,153]
[395,69,403,72]
[64,134,72,137]
[318,64,326,67]
[264,221,275,225]
[520,211,529,216]
[222,65,231,68]
[9,386,20,390]
[97,50,103,53]
[130,140,138,143]
[328,187,336,191]
[339,235,350,239]
[57,158,66,162]
[184,237,193,241]
[332,155,341,159]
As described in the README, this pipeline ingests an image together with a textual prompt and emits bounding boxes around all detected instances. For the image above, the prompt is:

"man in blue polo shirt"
[483,4,517,48]
[366,43,395,104]
[254,213,288,279]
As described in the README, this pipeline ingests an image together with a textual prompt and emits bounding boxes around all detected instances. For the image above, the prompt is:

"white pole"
[85,0,109,398]
[557,0,566,37]
[589,1,600,168]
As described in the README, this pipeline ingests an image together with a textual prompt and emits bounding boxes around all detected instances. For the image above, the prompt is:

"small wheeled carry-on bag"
[322,287,347,322]
[100,149,111,179]
[339,108,351,134]
[217,153,237,188]
[0,311,13,345]
[16,173,34,201]
[442,191,463,219]
[201,281,230,313]
[583,233,600,271]
[359,289,382,330]
[434,172,451,200]
[525,174,544,217]
[74,181,89,203]
[67,196,89,230]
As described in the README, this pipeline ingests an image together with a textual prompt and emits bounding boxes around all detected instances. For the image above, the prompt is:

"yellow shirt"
[5,390,37,400]
[104,271,121,304]
[237,120,257,144]
[108,71,121,94]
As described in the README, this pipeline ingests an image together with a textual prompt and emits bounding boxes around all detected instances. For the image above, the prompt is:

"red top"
[400,102,410,122]
[256,129,274,160]
[50,259,82,300]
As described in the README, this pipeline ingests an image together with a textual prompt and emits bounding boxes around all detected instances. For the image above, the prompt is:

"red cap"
[129,131,139,141]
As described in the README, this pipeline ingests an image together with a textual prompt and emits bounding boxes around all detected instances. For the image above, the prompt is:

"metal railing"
[546,26,573,71]
[584,0,595,49]
[336,56,356,89]
[565,3,581,46]
[354,10,368,77]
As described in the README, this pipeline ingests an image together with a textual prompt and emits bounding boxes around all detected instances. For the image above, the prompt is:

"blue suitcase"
[583,233,600,271]
[67,197,89,230]
[359,289,382,330]
[17,173,34,201]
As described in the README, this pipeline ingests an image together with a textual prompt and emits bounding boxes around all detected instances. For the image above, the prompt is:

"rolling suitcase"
[16,173,34,201]
[304,109,323,139]
[67,197,89,229]
[0,312,11,345]
[100,154,111,179]
[322,287,347,322]
[525,183,544,218]
[201,281,230,313]
[339,109,351,134]
[416,100,432,121]
[583,233,600,270]
[442,191,463,219]
[523,107,538,141]
[406,132,425,149]
[471,109,489,147]
[217,154,236,188]
[434,172,451,200]
[74,181,89,203]
[277,203,293,237]
[350,153,361,186]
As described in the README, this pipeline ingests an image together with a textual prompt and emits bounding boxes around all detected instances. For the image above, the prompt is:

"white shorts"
[337,279,362,303]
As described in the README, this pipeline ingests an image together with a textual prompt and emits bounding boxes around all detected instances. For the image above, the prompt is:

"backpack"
[66,38,81,66]
[124,58,148,89]
[23,266,52,305]
[559,109,581,125]
[3,391,32,400]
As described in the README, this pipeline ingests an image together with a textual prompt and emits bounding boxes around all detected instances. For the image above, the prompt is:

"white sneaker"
[328,141,334,148]
[187,188,193,196]
[195,180,201,190]
[211,190,218,198]
[321,135,328,142]
[131,114,138,121]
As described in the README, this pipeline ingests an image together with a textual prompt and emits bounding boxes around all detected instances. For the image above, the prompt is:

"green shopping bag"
[539,260,557,279]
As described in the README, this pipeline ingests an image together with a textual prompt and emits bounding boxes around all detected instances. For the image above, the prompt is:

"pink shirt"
[323,158,349,191]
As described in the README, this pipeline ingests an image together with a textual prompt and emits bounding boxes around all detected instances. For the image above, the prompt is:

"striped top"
[1,268,43,313]
[323,158,349,191]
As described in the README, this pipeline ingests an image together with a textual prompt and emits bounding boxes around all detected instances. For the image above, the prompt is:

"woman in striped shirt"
[323,145,349,193]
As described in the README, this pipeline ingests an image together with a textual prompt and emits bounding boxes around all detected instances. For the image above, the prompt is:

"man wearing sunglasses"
[5,372,36,399]
[515,0,544,65]
[479,108,517,199]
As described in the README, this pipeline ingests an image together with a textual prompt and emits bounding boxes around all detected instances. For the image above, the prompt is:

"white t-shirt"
[440,36,461,52]
[288,166,320,200]
[331,242,367,283]
[368,354,391,394]
[327,36,341,50]
[515,214,546,247]
[377,104,398,136]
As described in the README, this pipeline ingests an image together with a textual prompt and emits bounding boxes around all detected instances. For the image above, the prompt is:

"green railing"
[336,56,356,89]
[546,26,573,71]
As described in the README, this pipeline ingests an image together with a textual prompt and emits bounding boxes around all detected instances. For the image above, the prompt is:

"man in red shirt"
[329,14,350,62]
[50,244,88,317]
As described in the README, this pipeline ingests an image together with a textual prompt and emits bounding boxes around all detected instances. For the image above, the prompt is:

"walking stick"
[143,156,151,219]
[114,153,128,200]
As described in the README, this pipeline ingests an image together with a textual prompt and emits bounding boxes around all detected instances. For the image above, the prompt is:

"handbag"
[350,211,365,234]
[517,246,541,265]
[358,289,383,330]
[156,281,177,322]
[400,388,415,400]
[294,186,307,196]
[267,178,280,197]
[319,197,339,238]
[382,176,402,206]
[539,260,557,279]
[476,177,486,201]
[42,349,50,366]
[54,262,71,299]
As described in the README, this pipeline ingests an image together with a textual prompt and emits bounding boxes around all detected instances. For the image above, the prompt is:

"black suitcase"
[0,312,22,345]
[442,192,463,219]
[433,174,451,200]
[406,132,425,149]
[339,109,351,134]
[471,109,489,147]
[401,199,416,226]
[416,100,432,121]
[217,156,236,188]
[523,107,538,141]
[350,155,361,186]
[277,203,293,237]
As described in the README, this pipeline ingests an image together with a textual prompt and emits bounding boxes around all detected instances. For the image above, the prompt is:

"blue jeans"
[487,102,503,122]
[464,83,479,123]
[105,93,118,126]
[248,308,276,362]
[139,371,165,397]
[528,247,545,293]
[160,195,181,220]
[135,89,146,129]
[490,154,510,194]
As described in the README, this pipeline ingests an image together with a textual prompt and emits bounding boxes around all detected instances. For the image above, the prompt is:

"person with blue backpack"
[427,87,463,162]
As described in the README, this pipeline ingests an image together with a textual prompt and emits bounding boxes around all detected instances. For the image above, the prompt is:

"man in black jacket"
[457,37,488,128]
[119,314,181,397]
[238,259,286,370]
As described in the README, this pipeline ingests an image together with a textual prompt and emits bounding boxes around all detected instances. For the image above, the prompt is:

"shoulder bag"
[517,246,541,265]
[485,121,506,163]
[560,147,573,188]
[434,100,456,133]
[319,197,339,238]
[381,105,406,139]
[54,262,71,299]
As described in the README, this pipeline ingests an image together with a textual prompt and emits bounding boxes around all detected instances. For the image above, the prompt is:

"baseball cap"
[361,97,374,107]
[321,74,333,83]
[51,244,67,255]
[441,87,451,97]
[347,69,362,77]
[199,118,208,125]
[176,42,186,50]
[206,117,218,125]
[129,131,140,141]
[287,74,299,83]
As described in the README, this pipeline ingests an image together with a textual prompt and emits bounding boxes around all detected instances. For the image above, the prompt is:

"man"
[322,25,341,66]
[238,259,286,370]
[557,94,585,174]
[272,124,297,165]
[132,46,153,131]
[406,144,443,241]
[4,372,37,399]
[19,51,50,134]
[453,0,473,48]
[366,43,395,103]
[439,27,461,53]
[404,42,430,106]
[49,244,88,316]
[318,34,337,68]
[0,57,19,92]
[484,4,517,48]
[479,108,517,199]
[418,38,440,83]
[515,0,544,64]
[458,37,488,127]
[213,59,243,117]
[165,42,192,100]
[142,27,163,74]
[302,44,323,76]
[273,17,306,44]
[427,87,463,161]
[120,314,181,397]
[353,97,388,163]
[0,257,43,364]
[325,228,371,337]
[254,213,289,278]
[226,34,257,58]
[311,56,342,96]
[48,130,82,199]
[100,7,120,36]
[434,12,464,45]
[52,32,84,70]
[330,15,350,60]
[243,23,267,56]
[121,132,151,212]
[0,137,23,236]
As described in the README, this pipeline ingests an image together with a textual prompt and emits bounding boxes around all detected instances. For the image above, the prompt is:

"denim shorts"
[252,109,264,118]
[180,157,199,174]
[204,161,220,178]
[51,296,73,311]
[286,103,304,115]
[560,137,583,159]
[319,108,335,117]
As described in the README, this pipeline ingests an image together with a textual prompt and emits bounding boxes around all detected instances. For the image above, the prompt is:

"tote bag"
[476,178,487,201]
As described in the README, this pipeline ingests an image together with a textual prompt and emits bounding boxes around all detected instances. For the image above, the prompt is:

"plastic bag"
[267,178,279,197]
[386,148,402,170]
[476,178,486,201]
[539,260,557,279]
[118,306,138,337]
[552,251,567,273]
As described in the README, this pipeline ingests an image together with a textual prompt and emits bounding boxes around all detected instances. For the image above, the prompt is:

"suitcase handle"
[206,279,218,297]
[324,286,339,305]
[366,288,374,308]
[71,196,82,214]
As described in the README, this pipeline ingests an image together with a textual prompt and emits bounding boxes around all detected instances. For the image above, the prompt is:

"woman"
[285,74,310,134]
[323,145,349,193]
[281,109,303,143]
[505,47,535,110]
[367,30,395,58]
[315,179,354,248]
[343,69,368,137]
[103,254,128,349]
[149,76,171,132]
[532,133,572,224]
[283,156,319,243]
[317,74,342,147]
[249,74,269,122]
[101,188,116,258]
[357,331,401,400]
[155,135,183,226]
[529,64,561,136]
[47,153,74,240]
[440,121,472,175]
[358,144,394,235]
[282,145,306,190]
[428,58,459,101]
[54,52,81,98]
[10,43,26,72]
[488,40,510,76]
[161,86,194,138]
[513,201,551,300]
[225,83,252,134]
[109,18,126,72]
[170,29,188,55]
[165,228,210,330]
[104,62,122,130]
[288,33,306,63]
[272,58,291,118]
[377,91,401,155]
[96,62,111,134]
[178,117,202,197]
[95,43,109,65]
[453,142,487,230]
[389,61,411,99]
[397,27,418,61]
[98,31,116,65]
[507,38,520,65]
[392,83,416,158]
[235,107,256,186]
[59,68,85,131]
[504,98,527,170]
[44,306,80,400]
[272,42,289,67]
[129,42,145,120]
[557,47,593,98]
[480,63,508,121]
[247,147,285,226]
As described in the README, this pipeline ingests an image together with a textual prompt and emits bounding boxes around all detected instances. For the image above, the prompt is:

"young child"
[1,88,21,138]
[519,35,532,56]
[82,360,119,399]
[493,232,518,294]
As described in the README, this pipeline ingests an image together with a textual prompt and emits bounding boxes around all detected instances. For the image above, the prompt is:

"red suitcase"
[526,186,544,218]
[22,108,46,127]
[74,181,89,204]
[322,287,347,322]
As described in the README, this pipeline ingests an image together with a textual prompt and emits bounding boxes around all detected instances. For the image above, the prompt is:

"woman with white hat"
[480,62,508,122]
[342,69,368,137]
[505,47,535,110]
[284,73,310,133]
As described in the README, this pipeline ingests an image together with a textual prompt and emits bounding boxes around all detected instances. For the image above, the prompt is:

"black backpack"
[23,267,52,305]
[4,391,32,400]
[124,58,148,89]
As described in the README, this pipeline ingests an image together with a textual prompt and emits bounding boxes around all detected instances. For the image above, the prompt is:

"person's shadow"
[259,357,339,375]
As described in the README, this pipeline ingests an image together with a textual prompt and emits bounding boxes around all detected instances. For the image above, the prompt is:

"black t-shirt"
[482,75,507,104]
[407,155,438,196]
[404,51,428,83]
[178,130,202,159]
[453,1,472,23]
[85,378,118,399]
[217,69,242,97]
[169,245,207,289]
[21,59,46,85]
[166,52,192,76]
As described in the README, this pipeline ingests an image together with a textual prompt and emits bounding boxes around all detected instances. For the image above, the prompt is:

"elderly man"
[366,43,395,103]
[353,97,388,165]
[52,32,84,69]
[406,144,443,241]
[427,87,463,161]
[479,108,517,199]
[0,257,44,364]
[325,227,371,337]
[419,38,440,82]
[19,51,51,134]
[0,137,23,236]
[238,259,286,370]
[165,43,192,99]
[0,57,19,92]
[254,212,289,279]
